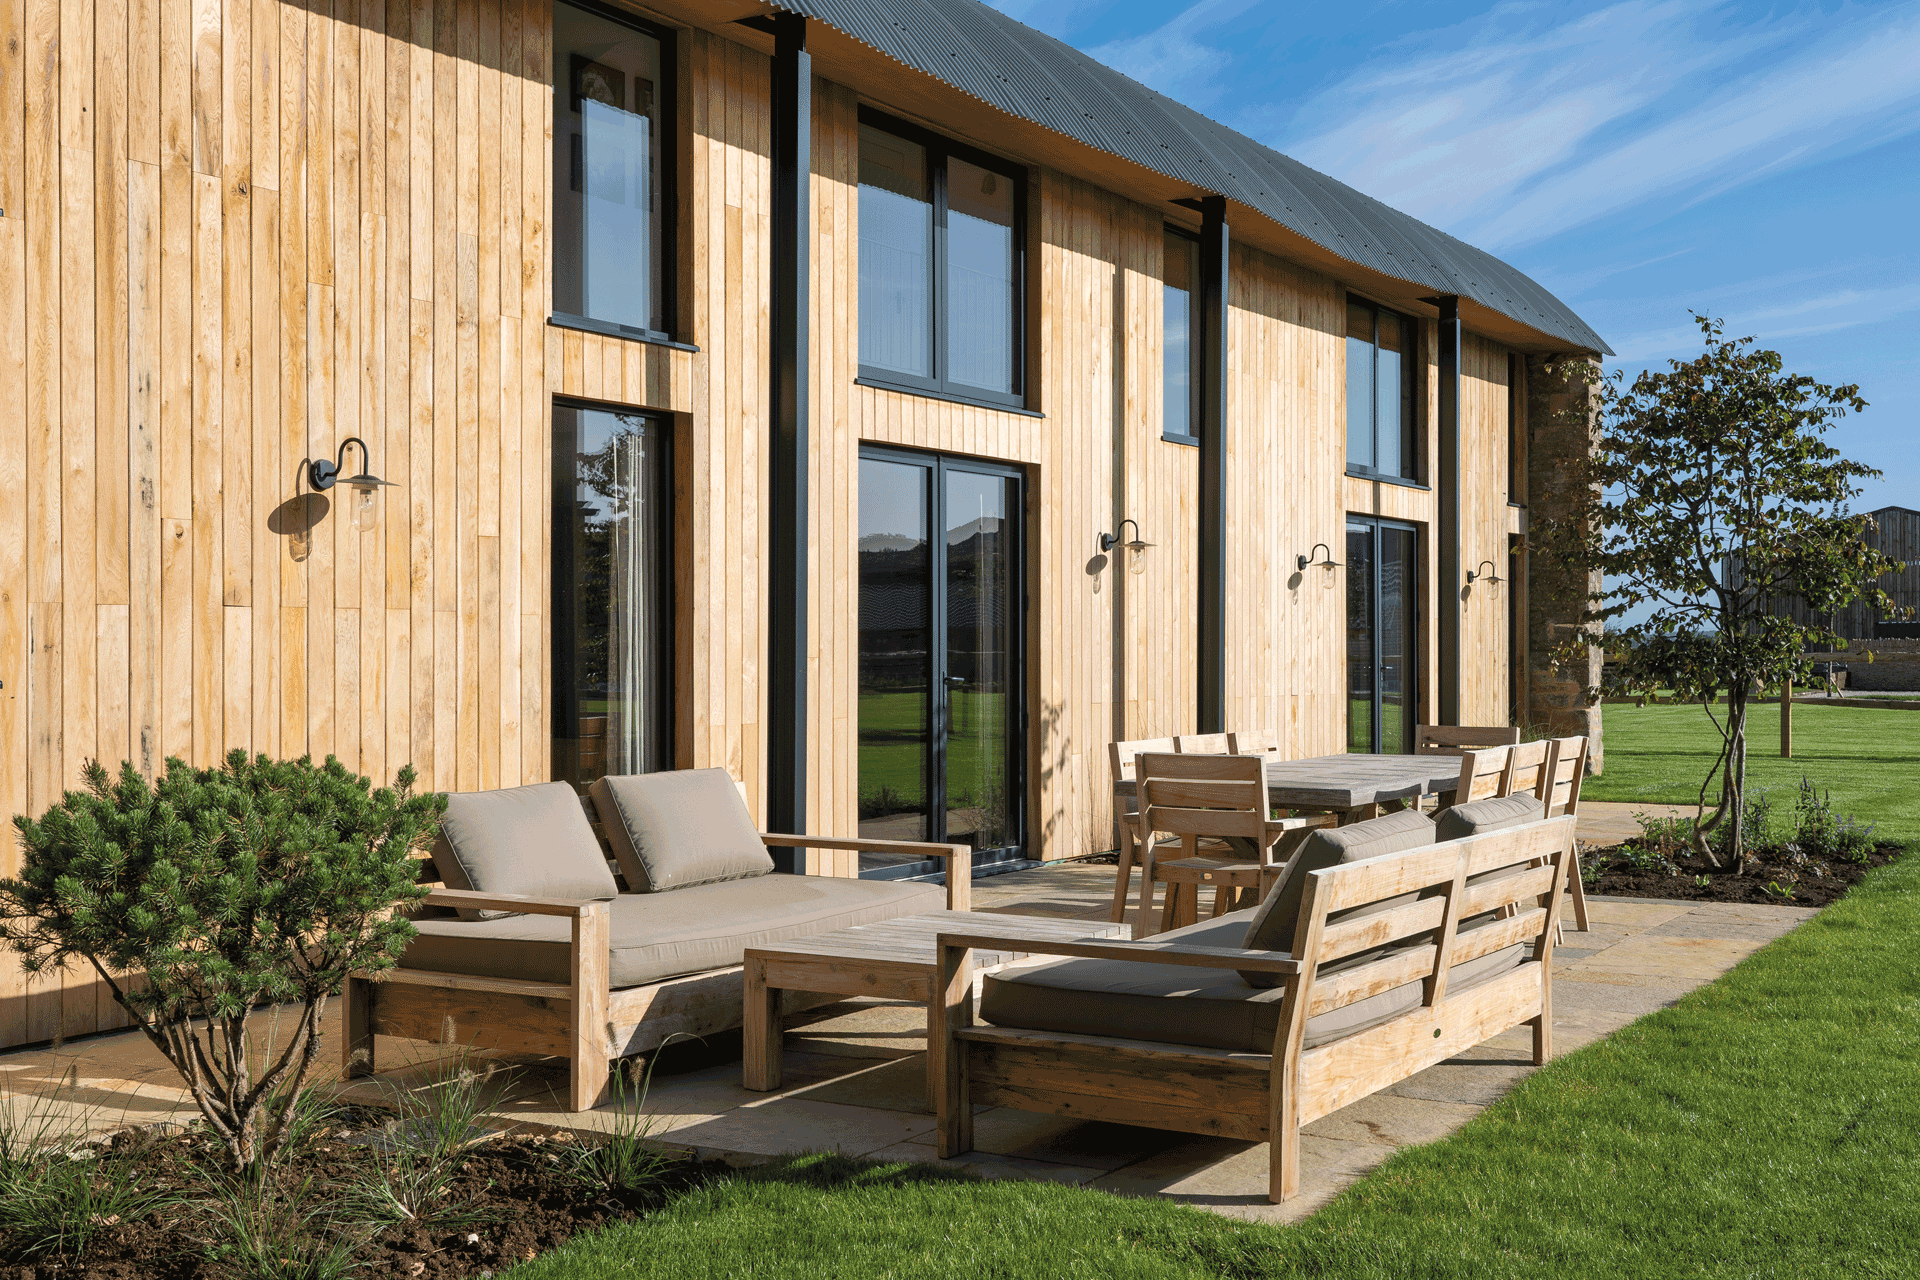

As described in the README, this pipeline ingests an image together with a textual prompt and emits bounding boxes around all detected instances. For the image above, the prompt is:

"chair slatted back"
[1294,817,1574,1023]
[1108,737,1180,784]
[1228,729,1283,755]
[1175,732,1232,755]
[1502,740,1553,801]
[1137,753,1272,860]
[1414,724,1521,756]
[1453,746,1512,804]
[1541,735,1590,816]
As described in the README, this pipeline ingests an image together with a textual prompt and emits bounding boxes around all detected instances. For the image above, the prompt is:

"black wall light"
[1100,519,1153,575]
[1296,542,1341,572]
[1466,559,1503,586]
[309,436,395,533]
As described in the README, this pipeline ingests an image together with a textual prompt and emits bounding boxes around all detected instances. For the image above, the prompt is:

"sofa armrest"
[934,929,1300,977]
[759,833,972,912]
[421,889,614,919]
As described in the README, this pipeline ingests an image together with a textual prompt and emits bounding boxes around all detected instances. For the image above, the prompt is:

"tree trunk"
[1727,692,1749,867]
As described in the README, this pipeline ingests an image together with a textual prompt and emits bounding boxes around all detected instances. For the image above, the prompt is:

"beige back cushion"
[1436,794,1542,843]
[434,782,620,920]
[589,768,775,893]
[1236,809,1436,987]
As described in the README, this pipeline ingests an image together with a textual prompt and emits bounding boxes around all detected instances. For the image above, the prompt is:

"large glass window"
[1162,227,1199,442]
[858,111,1025,408]
[1348,517,1418,754]
[553,1,670,339]
[1346,297,1418,480]
[552,401,673,791]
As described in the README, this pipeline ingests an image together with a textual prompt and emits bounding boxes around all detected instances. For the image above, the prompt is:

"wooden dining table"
[1111,751,1467,824]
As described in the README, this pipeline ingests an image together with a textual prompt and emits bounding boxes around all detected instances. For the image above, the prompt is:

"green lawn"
[858,689,1008,811]
[1585,701,1920,843]
[501,704,1919,1278]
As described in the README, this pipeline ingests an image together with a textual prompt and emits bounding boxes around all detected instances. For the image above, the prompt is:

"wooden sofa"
[929,814,1575,1201]
[344,783,970,1112]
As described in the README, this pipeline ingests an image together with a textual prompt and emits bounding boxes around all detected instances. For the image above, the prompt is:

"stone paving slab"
[0,853,1821,1224]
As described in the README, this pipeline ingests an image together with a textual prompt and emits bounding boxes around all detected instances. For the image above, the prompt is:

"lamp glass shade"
[349,482,379,533]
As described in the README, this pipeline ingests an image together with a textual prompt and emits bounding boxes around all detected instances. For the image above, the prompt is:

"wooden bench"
[930,815,1575,1201]
[344,794,970,1112]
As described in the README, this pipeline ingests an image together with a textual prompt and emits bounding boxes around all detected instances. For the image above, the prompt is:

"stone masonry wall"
[1525,354,1605,772]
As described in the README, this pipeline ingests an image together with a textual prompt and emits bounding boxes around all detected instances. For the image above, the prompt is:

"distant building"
[1742,505,1920,640]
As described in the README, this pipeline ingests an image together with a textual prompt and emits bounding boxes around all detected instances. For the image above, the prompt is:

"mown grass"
[1584,700,1920,843]
[506,852,1920,1279]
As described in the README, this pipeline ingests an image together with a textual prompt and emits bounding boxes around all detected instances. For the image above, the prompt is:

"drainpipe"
[768,13,810,851]
[1197,196,1229,733]
[1428,294,1462,725]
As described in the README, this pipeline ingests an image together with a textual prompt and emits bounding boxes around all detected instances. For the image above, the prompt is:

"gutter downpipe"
[1197,196,1229,733]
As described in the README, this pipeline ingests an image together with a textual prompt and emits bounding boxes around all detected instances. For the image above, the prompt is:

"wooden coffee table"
[742,910,1130,1103]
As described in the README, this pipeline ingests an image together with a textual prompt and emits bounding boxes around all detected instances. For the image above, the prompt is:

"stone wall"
[1524,354,1605,772]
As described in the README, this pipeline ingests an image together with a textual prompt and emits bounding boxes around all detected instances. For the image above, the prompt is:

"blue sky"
[989,0,1920,512]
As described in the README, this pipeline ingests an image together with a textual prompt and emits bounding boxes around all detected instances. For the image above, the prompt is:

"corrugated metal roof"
[772,0,1612,354]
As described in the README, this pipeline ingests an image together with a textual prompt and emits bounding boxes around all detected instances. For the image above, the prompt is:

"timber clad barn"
[0,0,1609,1047]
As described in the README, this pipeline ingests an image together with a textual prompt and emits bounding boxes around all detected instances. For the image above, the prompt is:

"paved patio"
[0,844,1815,1223]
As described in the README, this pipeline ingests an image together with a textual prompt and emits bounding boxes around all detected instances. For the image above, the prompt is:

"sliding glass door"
[858,447,1026,877]
[1347,517,1418,754]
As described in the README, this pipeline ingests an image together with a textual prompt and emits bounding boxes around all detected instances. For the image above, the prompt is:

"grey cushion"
[1237,809,1436,987]
[1437,794,1543,843]
[401,874,944,989]
[982,911,1528,1053]
[434,783,620,920]
[590,769,775,893]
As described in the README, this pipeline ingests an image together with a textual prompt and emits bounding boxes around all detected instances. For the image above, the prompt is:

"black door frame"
[858,444,1030,880]
[1347,514,1420,754]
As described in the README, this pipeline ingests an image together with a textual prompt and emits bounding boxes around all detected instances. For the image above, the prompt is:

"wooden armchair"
[1539,735,1592,932]
[1414,724,1522,755]
[1106,736,1180,923]
[933,815,1576,1202]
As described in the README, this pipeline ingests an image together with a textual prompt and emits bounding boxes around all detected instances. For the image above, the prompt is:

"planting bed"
[0,1105,709,1280]
[1583,841,1902,907]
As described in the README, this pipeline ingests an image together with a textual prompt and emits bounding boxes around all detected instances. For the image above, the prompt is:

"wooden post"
[568,902,613,1112]
[1781,677,1792,758]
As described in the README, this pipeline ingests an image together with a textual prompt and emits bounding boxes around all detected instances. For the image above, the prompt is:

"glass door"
[1347,517,1419,754]
[858,448,1026,878]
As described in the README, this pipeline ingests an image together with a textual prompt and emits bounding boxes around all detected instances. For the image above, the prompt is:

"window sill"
[548,312,700,353]
[854,376,1045,419]
[1161,432,1199,448]
[1345,468,1429,491]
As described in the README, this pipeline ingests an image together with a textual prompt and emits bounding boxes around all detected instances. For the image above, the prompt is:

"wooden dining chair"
[1540,735,1592,932]
[1502,739,1553,800]
[1106,736,1179,923]
[1174,733,1232,755]
[1414,724,1521,755]
[1227,729,1283,756]
[1444,745,1514,808]
[1133,753,1328,934]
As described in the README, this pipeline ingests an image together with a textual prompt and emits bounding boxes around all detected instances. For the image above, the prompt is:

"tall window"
[1162,227,1199,443]
[858,110,1025,408]
[552,401,673,791]
[1346,297,1418,480]
[553,1,670,339]
[1347,517,1419,754]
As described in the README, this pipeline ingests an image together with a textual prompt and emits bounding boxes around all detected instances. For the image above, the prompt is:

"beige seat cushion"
[401,874,943,989]
[433,782,620,920]
[1236,809,1436,987]
[589,768,775,893]
[1437,794,1542,843]
[982,911,1527,1054]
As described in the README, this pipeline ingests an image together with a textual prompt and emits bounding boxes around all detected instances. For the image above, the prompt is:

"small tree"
[1539,315,1898,865]
[0,752,443,1170]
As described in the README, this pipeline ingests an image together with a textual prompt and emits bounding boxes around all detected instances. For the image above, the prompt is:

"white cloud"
[1273,0,1920,250]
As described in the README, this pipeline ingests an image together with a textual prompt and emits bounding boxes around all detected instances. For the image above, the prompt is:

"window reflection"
[553,2,666,335]
[1346,298,1418,480]
[1164,230,1196,438]
[946,158,1015,393]
[858,126,932,379]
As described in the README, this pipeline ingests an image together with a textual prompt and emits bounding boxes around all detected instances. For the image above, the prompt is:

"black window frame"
[1346,514,1421,755]
[1161,224,1201,446]
[550,396,676,791]
[1344,294,1422,484]
[855,106,1029,412]
[549,0,679,347]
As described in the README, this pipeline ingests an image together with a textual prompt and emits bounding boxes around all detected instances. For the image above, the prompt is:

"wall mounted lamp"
[1466,559,1503,586]
[1296,542,1341,572]
[308,436,395,534]
[1099,519,1153,575]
